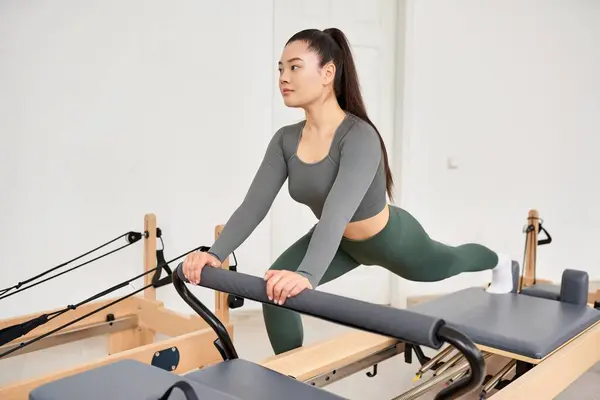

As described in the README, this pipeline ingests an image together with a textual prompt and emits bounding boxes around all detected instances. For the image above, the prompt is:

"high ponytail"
[286,28,395,201]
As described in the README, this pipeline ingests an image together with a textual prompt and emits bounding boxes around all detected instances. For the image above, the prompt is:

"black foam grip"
[176,263,445,348]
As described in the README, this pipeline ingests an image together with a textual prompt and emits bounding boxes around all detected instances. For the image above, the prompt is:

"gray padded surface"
[29,359,238,400]
[521,283,561,300]
[30,359,345,400]
[185,359,345,400]
[409,288,600,359]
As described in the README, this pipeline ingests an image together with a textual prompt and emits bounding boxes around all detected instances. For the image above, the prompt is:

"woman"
[182,28,513,355]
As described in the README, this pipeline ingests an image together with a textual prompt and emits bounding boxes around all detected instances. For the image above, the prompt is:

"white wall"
[0,0,401,384]
[0,0,275,321]
[0,0,274,383]
[393,0,600,305]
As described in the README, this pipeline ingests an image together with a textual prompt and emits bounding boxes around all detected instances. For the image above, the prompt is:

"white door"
[270,0,400,304]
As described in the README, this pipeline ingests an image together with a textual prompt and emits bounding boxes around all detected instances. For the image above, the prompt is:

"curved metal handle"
[433,324,485,399]
[172,264,238,361]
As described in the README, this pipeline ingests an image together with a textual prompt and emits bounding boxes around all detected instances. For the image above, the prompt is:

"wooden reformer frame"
[258,209,600,399]
[2,210,598,399]
[0,213,233,400]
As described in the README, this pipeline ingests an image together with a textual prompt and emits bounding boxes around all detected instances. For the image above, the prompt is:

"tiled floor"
[229,310,600,399]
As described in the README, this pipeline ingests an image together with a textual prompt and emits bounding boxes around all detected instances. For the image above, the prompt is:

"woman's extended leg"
[340,205,513,292]
[262,229,360,355]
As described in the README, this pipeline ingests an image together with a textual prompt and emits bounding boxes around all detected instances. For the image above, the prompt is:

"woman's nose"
[279,70,290,83]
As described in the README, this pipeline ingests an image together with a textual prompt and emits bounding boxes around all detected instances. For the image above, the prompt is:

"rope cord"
[0,231,143,300]
[0,244,207,359]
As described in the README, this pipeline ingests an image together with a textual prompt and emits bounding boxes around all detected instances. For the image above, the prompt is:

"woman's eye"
[291,65,299,70]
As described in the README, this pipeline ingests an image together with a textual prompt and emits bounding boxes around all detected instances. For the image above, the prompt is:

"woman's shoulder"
[338,113,380,147]
[275,119,305,136]
[267,119,304,156]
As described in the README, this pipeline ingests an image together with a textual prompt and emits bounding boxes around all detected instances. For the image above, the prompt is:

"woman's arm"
[295,123,382,288]
[207,128,288,263]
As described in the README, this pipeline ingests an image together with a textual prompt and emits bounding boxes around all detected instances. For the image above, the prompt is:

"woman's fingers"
[264,270,277,281]
[273,275,294,304]
[288,282,307,297]
[266,271,284,300]
[195,252,208,284]
[277,279,300,305]
[181,251,211,285]
[192,263,203,285]
[182,254,192,281]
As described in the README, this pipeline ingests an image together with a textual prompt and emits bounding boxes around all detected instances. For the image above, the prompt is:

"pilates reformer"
[0,216,240,400]
[27,262,486,400]
[28,258,600,400]
[18,210,600,399]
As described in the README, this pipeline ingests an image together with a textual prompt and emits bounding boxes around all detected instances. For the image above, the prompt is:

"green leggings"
[262,205,498,355]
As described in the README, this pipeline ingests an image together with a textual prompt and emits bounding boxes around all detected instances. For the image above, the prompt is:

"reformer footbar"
[28,261,486,400]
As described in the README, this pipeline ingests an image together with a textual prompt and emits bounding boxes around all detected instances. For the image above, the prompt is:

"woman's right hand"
[182,251,222,285]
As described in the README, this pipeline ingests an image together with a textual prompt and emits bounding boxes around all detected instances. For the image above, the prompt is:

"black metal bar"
[412,344,431,366]
[173,263,485,399]
[433,325,485,400]
[172,267,238,361]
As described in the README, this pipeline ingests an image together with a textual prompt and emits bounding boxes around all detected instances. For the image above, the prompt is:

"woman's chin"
[282,96,302,108]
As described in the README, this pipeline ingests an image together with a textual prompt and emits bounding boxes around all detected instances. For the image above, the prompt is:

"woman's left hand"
[264,270,312,305]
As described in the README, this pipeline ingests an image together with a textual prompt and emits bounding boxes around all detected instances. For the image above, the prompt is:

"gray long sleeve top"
[207,113,387,288]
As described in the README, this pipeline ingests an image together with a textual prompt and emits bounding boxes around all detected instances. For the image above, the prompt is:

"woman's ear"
[321,61,336,86]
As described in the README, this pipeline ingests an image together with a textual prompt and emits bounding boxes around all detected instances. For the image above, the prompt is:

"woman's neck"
[303,96,346,135]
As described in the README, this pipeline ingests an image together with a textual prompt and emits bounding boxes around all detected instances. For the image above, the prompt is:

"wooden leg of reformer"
[214,225,230,325]
[139,214,158,344]
[108,214,157,354]
[519,209,540,290]
[143,213,158,301]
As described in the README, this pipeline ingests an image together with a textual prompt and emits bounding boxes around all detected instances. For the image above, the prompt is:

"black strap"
[152,249,173,288]
[152,245,211,289]
[152,228,170,288]
[158,380,199,400]
[538,224,552,245]
[0,314,49,347]
[0,245,207,359]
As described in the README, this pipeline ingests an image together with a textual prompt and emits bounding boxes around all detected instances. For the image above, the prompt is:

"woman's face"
[278,40,335,108]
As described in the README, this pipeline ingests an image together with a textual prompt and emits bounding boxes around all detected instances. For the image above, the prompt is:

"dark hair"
[286,28,394,201]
